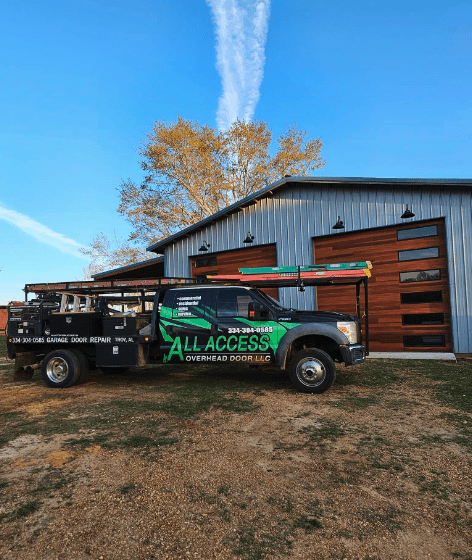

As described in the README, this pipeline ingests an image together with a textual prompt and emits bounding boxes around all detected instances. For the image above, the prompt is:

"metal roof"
[146,176,472,253]
[92,256,164,279]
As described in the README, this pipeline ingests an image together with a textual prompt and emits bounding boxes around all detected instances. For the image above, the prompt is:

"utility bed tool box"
[50,313,102,337]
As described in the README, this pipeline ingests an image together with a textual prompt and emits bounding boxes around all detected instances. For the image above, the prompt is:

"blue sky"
[0,0,470,303]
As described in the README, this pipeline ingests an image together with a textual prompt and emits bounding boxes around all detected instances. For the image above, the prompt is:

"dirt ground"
[0,357,471,560]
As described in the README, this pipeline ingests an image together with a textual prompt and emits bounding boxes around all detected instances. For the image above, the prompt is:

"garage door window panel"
[397,225,438,241]
[402,313,444,325]
[403,335,446,347]
[400,291,443,304]
[399,269,441,283]
[398,247,439,262]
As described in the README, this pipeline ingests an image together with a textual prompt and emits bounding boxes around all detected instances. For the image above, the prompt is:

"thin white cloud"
[206,0,271,130]
[0,203,88,258]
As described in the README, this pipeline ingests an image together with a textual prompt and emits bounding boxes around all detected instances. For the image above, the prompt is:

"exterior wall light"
[401,206,415,219]
[243,232,255,244]
[332,216,345,230]
[198,241,210,252]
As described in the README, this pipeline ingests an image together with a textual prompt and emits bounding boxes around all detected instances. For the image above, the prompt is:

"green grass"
[231,524,293,560]
[404,360,472,452]
[0,500,41,522]
[299,421,346,444]
[33,471,74,495]
[157,379,259,418]
[410,360,472,412]
[336,360,402,388]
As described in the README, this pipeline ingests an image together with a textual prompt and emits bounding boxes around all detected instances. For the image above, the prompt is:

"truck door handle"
[211,324,218,335]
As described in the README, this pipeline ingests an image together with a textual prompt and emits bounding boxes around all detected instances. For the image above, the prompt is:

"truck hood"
[277,309,359,323]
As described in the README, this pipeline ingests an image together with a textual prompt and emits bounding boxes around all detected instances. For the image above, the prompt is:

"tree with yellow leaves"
[82,117,325,272]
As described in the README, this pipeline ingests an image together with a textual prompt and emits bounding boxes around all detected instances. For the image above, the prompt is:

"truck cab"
[155,285,365,393]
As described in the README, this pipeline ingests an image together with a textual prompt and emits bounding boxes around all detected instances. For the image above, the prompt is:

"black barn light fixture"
[332,216,345,230]
[243,232,255,244]
[401,205,415,219]
[198,241,211,252]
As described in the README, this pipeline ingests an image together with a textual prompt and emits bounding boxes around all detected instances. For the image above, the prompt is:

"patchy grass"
[0,335,7,358]
[120,483,138,495]
[1,357,472,558]
[328,393,380,410]
[0,500,41,523]
[336,360,402,388]
[410,360,472,412]
[402,360,472,452]
[299,420,346,444]
[1,376,258,453]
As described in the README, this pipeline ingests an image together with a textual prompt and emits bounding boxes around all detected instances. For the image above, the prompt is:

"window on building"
[401,291,443,304]
[397,225,438,241]
[194,257,217,269]
[398,247,439,261]
[403,335,446,347]
[399,269,441,283]
[402,313,444,325]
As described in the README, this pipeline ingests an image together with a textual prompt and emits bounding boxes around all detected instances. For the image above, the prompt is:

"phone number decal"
[227,326,273,334]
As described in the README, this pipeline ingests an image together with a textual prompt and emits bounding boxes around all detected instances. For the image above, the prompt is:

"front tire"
[41,350,81,388]
[288,348,336,394]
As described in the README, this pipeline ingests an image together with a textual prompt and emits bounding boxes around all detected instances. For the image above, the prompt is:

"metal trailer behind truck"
[6,262,371,394]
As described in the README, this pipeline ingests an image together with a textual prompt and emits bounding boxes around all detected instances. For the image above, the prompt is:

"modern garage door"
[313,218,452,352]
[190,244,279,300]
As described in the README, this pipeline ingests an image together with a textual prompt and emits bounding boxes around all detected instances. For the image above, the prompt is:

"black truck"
[6,265,370,393]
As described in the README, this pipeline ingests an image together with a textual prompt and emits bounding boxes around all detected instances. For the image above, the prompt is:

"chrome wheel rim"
[296,357,326,387]
[46,357,69,383]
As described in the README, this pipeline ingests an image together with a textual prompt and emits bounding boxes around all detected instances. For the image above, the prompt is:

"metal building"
[99,177,472,354]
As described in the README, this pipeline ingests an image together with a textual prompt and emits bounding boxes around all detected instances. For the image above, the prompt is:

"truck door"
[210,288,280,364]
[159,289,212,363]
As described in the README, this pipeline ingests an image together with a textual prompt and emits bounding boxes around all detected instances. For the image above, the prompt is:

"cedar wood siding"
[314,219,452,352]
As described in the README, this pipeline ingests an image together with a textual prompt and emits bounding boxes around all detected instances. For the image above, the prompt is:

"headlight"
[336,321,358,344]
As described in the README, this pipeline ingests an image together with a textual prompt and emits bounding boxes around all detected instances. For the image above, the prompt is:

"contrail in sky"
[206,0,271,131]
[0,203,88,258]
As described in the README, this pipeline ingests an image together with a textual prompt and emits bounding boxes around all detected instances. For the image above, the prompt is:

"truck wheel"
[288,348,336,394]
[70,349,89,384]
[41,350,81,388]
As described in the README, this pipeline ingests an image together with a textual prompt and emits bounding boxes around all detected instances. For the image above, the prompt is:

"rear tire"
[288,348,336,394]
[70,349,89,384]
[41,350,81,388]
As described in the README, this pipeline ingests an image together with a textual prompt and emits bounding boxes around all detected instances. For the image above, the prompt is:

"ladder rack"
[23,261,372,352]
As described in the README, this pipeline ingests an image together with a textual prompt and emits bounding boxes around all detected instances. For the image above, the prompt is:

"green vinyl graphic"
[159,300,301,364]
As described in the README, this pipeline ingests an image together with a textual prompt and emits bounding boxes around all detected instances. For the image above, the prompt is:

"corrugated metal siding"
[164,184,472,353]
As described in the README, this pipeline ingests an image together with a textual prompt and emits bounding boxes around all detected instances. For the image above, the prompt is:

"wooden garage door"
[190,244,279,300]
[313,218,452,352]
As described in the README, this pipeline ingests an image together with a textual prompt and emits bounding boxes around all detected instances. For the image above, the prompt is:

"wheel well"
[286,335,342,365]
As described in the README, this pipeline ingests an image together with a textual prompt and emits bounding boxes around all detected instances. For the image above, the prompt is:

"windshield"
[253,289,289,312]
